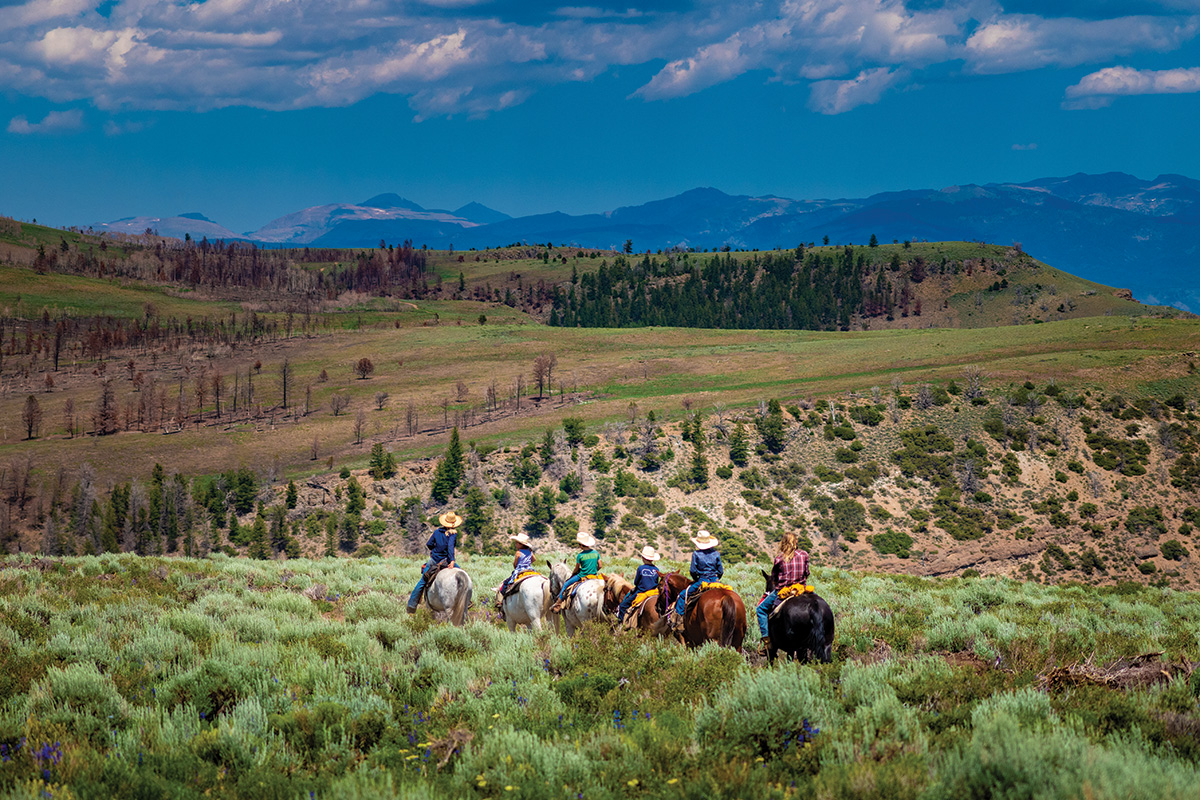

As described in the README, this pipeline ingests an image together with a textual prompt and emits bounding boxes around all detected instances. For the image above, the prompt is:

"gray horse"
[498,573,557,633]
[548,560,606,636]
[424,567,473,626]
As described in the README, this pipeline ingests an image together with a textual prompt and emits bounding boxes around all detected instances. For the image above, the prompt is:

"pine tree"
[248,513,269,559]
[540,428,556,467]
[463,486,492,553]
[340,514,360,553]
[591,476,616,535]
[345,476,366,515]
[430,427,464,504]
[285,480,298,509]
[690,431,709,490]
[729,422,749,467]
[324,515,338,557]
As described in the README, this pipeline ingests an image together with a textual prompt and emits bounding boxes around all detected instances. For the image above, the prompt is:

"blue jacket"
[632,564,660,594]
[689,548,723,583]
[426,527,457,564]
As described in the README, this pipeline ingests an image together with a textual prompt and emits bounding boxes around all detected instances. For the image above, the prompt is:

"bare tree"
[440,396,451,428]
[194,373,208,419]
[329,393,349,416]
[532,354,551,399]
[354,357,375,380]
[627,401,638,424]
[1088,471,1104,499]
[405,402,418,437]
[211,371,224,418]
[485,381,497,412]
[94,379,118,435]
[888,393,900,424]
[63,397,75,438]
[963,366,985,400]
[22,395,41,439]
[310,435,320,461]
[304,385,312,416]
[43,374,54,392]
[959,458,979,494]
[515,374,525,410]
[871,386,882,404]
[374,391,389,411]
[916,384,934,410]
[455,381,469,402]
[278,358,294,409]
[353,409,367,445]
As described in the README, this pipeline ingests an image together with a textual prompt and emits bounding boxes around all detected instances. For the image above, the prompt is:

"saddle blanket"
[684,582,736,612]
[777,583,815,600]
[563,574,606,602]
[500,571,542,597]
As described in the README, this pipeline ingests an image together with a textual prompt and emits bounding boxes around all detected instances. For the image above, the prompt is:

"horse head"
[603,574,633,611]
[546,560,570,597]
[760,568,772,594]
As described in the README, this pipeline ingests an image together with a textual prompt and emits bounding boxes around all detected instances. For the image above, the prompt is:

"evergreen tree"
[269,505,289,554]
[339,514,360,553]
[524,486,557,537]
[591,476,616,535]
[430,427,465,504]
[756,405,787,454]
[324,515,338,557]
[248,513,269,559]
[729,422,750,467]
[345,476,366,515]
[540,428,556,467]
[285,480,298,509]
[369,443,396,480]
[462,486,492,553]
[690,430,709,489]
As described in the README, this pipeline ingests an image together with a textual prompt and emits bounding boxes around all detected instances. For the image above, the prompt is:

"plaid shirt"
[771,551,809,590]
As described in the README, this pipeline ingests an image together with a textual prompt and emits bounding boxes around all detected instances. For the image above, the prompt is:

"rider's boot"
[759,636,771,654]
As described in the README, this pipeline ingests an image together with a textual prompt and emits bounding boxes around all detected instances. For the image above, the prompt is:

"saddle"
[420,560,451,605]
[769,583,816,619]
[620,589,659,628]
[501,570,541,598]
[683,581,736,614]
[562,574,604,604]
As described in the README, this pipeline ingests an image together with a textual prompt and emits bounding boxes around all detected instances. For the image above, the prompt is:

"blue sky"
[1,0,1198,234]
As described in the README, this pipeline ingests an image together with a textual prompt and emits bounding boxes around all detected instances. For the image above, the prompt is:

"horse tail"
[804,596,827,660]
[539,577,553,621]
[719,592,740,649]
[450,571,471,627]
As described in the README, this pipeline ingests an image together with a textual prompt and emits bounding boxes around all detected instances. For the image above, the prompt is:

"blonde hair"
[777,531,798,560]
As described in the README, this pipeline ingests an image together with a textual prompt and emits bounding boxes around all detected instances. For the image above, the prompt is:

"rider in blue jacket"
[407,511,462,613]
[666,530,722,630]
[617,545,661,624]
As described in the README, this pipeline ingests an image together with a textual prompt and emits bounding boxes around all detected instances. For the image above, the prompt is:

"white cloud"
[1011,142,1038,150]
[807,67,905,113]
[1064,65,1200,108]
[0,0,1197,119]
[8,108,84,134]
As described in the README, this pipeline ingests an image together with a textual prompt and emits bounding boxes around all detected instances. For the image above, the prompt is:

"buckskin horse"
[760,570,834,664]
[655,572,746,650]
[603,574,661,632]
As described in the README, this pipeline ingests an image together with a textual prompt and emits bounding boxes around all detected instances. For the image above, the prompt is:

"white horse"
[498,574,557,633]
[548,561,606,637]
[425,567,473,626]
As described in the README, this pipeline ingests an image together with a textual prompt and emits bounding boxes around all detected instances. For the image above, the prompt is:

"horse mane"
[604,574,633,594]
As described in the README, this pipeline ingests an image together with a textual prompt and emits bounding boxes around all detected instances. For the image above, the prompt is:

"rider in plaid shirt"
[756,532,810,649]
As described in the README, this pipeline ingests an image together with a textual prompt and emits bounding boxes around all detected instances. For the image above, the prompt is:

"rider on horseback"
[495,532,535,617]
[550,531,601,613]
[616,545,661,624]
[407,511,462,613]
[755,531,810,651]
[665,530,722,631]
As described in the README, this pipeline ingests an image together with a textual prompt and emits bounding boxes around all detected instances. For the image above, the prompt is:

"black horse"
[760,570,835,664]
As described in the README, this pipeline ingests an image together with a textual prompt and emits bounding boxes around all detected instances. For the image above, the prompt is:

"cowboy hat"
[576,531,597,548]
[439,511,464,529]
[509,532,533,548]
[639,545,661,562]
[690,530,719,549]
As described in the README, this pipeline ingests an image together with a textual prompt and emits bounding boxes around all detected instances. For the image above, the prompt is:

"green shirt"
[575,549,600,575]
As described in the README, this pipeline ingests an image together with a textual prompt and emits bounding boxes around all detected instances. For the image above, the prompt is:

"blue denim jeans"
[616,589,636,622]
[756,590,779,638]
[408,557,437,608]
[558,572,583,600]
[675,583,699,616]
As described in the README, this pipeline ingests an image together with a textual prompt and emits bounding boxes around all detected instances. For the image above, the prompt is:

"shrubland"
[1,552,1199,800]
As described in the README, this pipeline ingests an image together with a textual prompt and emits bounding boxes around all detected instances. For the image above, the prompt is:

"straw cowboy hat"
[576,531,597,548]
[439,511,464,529]
[509,532,533,548]
[690,530,719,549]
[639,545,661,562]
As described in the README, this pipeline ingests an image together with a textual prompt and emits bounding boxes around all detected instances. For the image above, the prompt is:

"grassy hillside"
[0,553,1197,800]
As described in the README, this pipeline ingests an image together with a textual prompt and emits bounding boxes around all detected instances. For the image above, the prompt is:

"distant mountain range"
[91,173,1200,311]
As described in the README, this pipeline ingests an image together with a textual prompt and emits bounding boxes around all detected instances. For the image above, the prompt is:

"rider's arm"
[447,533,456,566]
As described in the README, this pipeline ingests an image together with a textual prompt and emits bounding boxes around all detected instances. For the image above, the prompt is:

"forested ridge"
[548,245,1018,330]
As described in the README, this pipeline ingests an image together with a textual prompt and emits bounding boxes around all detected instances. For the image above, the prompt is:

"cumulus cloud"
[808,67,906,113]
[7,108,84,134]
[1063,64,1200,107]
[1011,142,1038,150]
[0,0,1197,118]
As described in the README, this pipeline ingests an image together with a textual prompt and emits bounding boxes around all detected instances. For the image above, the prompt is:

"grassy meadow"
[1,552,1199,800]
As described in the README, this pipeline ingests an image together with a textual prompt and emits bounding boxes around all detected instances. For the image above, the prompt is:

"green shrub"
[871,529,914,559]
[1161,540,1188,561]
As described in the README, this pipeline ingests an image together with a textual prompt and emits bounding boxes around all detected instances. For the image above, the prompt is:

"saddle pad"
[564,574,606,601]
[621,590,659,629]
[684,582,736,613]
[501,571,542,597]
[632,588,659,607]
[777,583,815,600]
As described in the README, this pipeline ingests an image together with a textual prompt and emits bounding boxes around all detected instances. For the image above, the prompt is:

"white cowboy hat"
[509,532,533,548]
[639,545,661,562]
[690,530,719,549]
[576,531,597,548]
[439,511,464,529]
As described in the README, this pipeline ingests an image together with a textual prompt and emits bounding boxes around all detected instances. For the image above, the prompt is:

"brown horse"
[604,574,661,632]
[654,572,746,651]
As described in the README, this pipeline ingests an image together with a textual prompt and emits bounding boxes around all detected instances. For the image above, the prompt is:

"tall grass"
[0,553,1197,800]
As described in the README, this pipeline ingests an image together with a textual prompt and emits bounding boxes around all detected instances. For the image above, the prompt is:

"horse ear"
[760,569,770,580]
